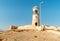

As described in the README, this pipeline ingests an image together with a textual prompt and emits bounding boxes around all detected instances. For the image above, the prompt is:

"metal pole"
[40,1,44,26]
[40,2,41,26]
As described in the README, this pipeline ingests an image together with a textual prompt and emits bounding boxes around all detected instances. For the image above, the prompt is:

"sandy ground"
[0,29,60,41]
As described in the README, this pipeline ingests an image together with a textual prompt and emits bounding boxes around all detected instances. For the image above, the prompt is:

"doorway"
[35,22,37,26]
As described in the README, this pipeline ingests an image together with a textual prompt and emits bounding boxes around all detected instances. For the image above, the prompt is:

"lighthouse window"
[35,10,38,13]
[35,16,37,18]
[35,22,37,26]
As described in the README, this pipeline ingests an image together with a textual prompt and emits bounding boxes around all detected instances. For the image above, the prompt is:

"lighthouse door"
[35,22,37,26]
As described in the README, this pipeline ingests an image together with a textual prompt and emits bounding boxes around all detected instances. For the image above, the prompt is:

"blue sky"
[0,0,60,30]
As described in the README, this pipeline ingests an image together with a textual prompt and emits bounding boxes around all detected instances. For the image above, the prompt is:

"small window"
[35,10,38,13]
[35,16,37,18]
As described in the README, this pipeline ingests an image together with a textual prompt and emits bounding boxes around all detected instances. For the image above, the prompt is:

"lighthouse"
[32,6,40,26]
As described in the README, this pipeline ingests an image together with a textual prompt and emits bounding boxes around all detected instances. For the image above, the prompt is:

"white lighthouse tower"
[32,6,40,26]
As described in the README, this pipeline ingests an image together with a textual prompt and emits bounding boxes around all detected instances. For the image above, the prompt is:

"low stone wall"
[9,25,60,31]
[9,25,18,30]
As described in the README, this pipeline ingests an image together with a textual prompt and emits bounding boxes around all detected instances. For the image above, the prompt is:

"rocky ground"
[0,29,60,41]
